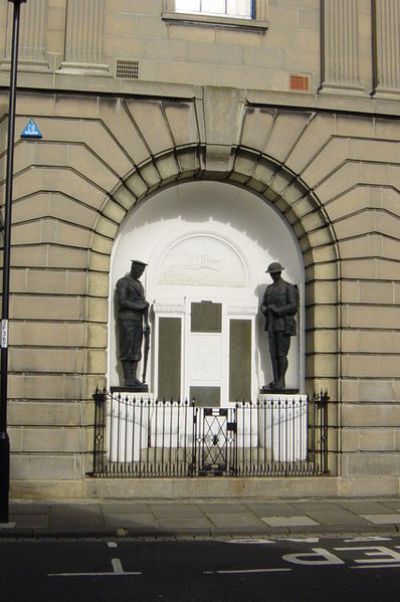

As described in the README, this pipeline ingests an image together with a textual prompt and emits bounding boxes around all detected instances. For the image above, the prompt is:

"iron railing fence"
[90,391,330,478]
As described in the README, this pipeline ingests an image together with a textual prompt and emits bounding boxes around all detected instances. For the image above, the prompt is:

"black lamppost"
[0,0,26,523]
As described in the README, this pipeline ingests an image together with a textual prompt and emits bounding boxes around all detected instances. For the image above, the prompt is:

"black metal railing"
[90,391,330,478]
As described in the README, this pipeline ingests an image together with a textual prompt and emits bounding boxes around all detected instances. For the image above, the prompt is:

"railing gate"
[195,408,238,476]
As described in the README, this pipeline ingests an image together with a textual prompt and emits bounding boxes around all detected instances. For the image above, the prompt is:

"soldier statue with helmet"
[260,261,298,391]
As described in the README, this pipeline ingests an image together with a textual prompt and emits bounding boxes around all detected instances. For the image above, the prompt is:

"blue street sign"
[21,119,42,139]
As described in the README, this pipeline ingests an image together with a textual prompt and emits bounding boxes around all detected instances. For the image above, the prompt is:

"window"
[162,0,268,30]
[175,0,254,19]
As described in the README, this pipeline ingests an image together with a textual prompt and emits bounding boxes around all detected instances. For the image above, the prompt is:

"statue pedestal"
[110,385,149,394]
[260,386,299,395]
[256,392,308,462]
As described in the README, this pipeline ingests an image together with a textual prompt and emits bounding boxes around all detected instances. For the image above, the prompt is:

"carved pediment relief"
[156,234,247,287]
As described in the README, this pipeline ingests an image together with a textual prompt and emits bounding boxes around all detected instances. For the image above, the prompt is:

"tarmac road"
[1,535,400,602]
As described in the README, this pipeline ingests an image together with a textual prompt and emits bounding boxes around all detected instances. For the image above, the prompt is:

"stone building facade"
[0,0,400,499]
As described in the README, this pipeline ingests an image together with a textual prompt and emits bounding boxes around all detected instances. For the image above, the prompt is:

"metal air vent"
[116,59,139,79]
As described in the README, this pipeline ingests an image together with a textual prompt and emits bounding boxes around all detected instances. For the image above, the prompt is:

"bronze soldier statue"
[116,260,150,390]
[260,262,298,391]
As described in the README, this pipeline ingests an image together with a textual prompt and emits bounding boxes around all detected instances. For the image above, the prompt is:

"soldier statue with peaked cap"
[260,262,298,391]
[116,260,150,389]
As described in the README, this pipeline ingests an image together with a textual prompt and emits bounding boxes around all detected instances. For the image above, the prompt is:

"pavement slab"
[100,502,152,514]
[10,514,49,529]
[206,512,266,529]
[103,512,157,527]
[244,503,299,516]
[196,503,248,513]
[148,504,204,518]
[301,510,371,526]
[361,514,400,525]
[261,516,320,527]
[337,501,393,514]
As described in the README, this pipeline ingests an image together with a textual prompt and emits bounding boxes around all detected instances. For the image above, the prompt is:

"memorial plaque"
[190,386,220,407]
[229,319,251,401]
[191,301,222,333]
[158,317,181,400]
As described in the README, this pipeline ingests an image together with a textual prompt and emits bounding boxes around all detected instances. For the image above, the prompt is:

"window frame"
[162,0,268,31]
[174,1,255,20]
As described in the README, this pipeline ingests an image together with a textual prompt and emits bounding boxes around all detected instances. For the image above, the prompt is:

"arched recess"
[87,144,340,400]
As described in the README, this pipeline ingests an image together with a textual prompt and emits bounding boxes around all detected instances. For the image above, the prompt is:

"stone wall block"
[21,428,83,453]
[314,163,360,203]
[113,186,137,211]
[342,355,400,379]
[11,295,84,321]
[264,111,310,164]
[340,258,377,279]
[9,348,85,374]
[100,99,149,166]
[306,261,338,281]
[305,280,338,304]
[203,87,245,171]
[345,305,400,329]
[304,245,337,266]
[346,453,400,476]
[306,330,338,353]
[240,108,275,152]
[125,173,149,199]
[343,404,400,427]
[326,188,370,222]
[93,216,118,239]
[86,350,107,374]
[164,101,199,147]
[67,146,119,193]
[156,155,181,182]
[86,298,108,323]
[176,147,201,175]
[11,322,86,348]
[342,331,400,354]
[306,354,338,377]
[301,138,350,189]
[91,233,113,255]
[307,305,338,329]
[126,99,173,156]
[11,454,83,480]
[87,324,108,348]
[87,272,109,298]
[47,246,88,270]
[140,163,162,188]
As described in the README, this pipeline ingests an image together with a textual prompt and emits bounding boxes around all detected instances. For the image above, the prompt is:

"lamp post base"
[0,432,10,523]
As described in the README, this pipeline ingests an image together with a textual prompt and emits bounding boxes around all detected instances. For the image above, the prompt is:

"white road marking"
[350,564,400,570]
[343,536,391,543]
[107,541,118,548]
[204,568,292,574]
[111,558,124,574]
[282,537,320,543]
[48,558,141,577]
[227,539,275,545]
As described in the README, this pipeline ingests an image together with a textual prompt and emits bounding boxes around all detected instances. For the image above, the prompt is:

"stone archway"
[87,140,340,399]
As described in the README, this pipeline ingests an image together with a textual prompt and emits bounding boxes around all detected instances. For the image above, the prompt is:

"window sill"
[162,11,269,32]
